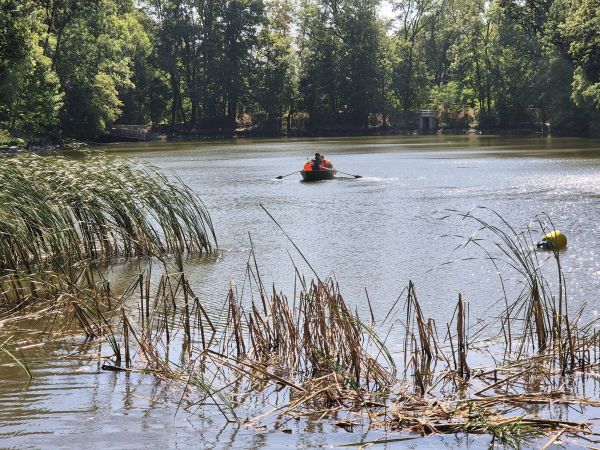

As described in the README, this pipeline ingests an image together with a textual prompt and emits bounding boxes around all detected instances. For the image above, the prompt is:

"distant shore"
[2,127,597,154]
[96,125,571,145]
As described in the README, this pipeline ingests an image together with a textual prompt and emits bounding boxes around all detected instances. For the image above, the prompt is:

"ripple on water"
[2,136,600,449]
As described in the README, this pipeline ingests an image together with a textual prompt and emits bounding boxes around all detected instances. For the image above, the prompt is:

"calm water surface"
[2,135,600,448]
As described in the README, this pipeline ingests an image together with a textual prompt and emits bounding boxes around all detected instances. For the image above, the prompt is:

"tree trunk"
[227,92,237,132]
[190,100,198,129]
[403,48,414,111]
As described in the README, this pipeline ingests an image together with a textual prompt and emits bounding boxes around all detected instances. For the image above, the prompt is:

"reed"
[3,243,597,445]
[58,259,398,423]
[450,208,596,372]
[0,337,32,380]
[59,209,597,446]
[0,151,216,309]
[1,189,598,446]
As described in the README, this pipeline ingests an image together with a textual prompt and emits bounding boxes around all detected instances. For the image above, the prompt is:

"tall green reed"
[0,151,216,308]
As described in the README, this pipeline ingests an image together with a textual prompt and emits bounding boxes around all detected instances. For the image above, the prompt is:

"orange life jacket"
[303,162,312,171]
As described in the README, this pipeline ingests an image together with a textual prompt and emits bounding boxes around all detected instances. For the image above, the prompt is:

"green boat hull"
[300,169,336,181]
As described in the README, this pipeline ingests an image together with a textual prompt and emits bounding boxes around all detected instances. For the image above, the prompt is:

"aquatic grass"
[1,202,598,445]
[70,260,399,423]
[444,207,598,374]
[0,153,215,272]
[0,152,215,308]
[206,210,598,437]
[0,337,32,380]
[7,245,595,445]
[450,406,543,448]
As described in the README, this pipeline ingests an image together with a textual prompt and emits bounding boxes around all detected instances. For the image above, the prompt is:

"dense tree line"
[0,0,598,141]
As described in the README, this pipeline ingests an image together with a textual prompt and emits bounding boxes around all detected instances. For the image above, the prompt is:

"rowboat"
[301,169,337,181]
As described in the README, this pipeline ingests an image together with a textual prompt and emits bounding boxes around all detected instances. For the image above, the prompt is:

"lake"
[1,135,600,448]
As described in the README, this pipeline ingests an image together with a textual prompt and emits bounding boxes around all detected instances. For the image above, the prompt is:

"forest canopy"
[0,0,598,141]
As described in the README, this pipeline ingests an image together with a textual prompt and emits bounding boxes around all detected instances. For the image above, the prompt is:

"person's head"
[315,152,321,158]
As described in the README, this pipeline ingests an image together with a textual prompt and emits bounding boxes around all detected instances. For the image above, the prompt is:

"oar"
[336,170,362,178]
[275,170,301,179]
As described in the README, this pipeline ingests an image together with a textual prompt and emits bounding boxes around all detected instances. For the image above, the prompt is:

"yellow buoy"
[536,230,567,250]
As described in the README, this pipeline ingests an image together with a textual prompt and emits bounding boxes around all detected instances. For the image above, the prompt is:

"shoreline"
[3,126,598,152]
[96,126,596,145]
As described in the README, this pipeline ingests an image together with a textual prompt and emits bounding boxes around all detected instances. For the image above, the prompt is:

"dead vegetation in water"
[375,208,600,444]
[42,235,597,446]
[1,192,599,446]
[88,261,399,423]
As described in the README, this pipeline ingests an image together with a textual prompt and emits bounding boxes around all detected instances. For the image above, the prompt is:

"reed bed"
[0,151,215,309]
[1,199,599,446]
[83,262,400,423]
[379,208,600,444]
[386,285,598,445]
[56,248,597,446]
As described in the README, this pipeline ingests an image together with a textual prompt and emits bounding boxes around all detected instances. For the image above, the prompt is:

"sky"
[379,1,395,21]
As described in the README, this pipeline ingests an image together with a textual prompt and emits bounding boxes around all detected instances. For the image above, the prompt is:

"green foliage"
[249,0,297,133]
[0,0,28,71]
[109,8,155,124]
[430,82,474,110]
[297,0,344,119]
[539,52,590,134]
[298,0,386,129]
[0,129,11,146]
[8,46,63,135]
[0,0,598,138]
[0,152,216,275]
[90,73,123,134]
[221,0,265,128]
[0,0,63,136]
[561,0,600,109]
[53,0,151,138]
[391,0,446,111]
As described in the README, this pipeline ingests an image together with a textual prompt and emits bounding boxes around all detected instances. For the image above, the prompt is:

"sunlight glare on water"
[117,136,600,331]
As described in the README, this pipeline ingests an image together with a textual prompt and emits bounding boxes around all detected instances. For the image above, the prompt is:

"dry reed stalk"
[456,294,469,379]
[122,307,130,368]
[4,206,600,445]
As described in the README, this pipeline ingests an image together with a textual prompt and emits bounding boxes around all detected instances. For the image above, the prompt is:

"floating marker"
[536,230,567,250]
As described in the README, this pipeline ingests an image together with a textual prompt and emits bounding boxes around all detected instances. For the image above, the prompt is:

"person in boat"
[321,155,332,169]
[311,152,324,170]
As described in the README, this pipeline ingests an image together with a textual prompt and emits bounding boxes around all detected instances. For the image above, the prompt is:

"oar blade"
[336,170,363,179]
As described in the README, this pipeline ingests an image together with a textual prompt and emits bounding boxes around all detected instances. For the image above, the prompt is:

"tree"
[391,0,445,110]
[0,0,63,136]
[221,0,265,131]
[561,0,600,109]
[251,0,297,134]
[116,7,158,125]
[2,0,599,139]
[53,0,150,138]
[337,0,385,128]
[297,0,344,125]
[298,0,387,129]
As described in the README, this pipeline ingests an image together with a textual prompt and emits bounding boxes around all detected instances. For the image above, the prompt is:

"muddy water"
[2,135,600,448]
